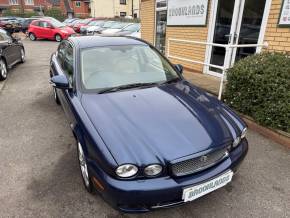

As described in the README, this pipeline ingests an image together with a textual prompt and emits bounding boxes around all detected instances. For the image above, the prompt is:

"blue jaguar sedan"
[49,36,248,212]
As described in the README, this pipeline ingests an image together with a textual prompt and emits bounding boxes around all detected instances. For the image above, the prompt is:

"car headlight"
[144,164,163,177]
[232,136,241,148]
[116,164,138,178]
[241,127,247,139]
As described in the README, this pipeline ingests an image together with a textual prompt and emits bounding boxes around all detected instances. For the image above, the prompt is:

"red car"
[73,18,96,33]
[28,19,75,42]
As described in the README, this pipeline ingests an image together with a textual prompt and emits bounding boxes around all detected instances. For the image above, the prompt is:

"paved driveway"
[0,39,289,218]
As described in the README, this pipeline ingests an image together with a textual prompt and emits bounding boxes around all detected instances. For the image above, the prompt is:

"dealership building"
[140,0,290,78]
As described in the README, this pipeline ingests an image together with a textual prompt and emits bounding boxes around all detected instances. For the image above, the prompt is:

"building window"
[120,12,126,17]
[9,0,18,5]
[120,0,126,5]
[25,0,34,5]
[75,1,81,7]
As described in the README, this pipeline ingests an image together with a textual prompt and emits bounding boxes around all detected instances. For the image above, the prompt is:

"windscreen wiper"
[158,77,181,86]
[98,82,157,94]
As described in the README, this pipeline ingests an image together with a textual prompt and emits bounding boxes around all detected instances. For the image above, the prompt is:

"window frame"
[75,1,81,7]
[9,0,18,5]
[25,0,34,5]
[120,12,127,17]
[120,0,126,5]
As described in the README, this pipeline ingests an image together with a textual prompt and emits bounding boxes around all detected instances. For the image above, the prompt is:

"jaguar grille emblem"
[200,155,208,163]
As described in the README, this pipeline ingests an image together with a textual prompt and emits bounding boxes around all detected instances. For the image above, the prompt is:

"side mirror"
[175,64,183,74]
[50,75,69,89]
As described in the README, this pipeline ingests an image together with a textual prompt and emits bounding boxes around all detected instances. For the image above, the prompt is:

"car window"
[33,21,39,26]
[63,44,74,84]
[0,29,11,41]
[57,41,74,85]
[39,21,50,28]
[81,45,179,90]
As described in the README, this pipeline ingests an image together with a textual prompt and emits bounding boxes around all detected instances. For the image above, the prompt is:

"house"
[0,0,55,15]
[140,0,290,78]
[60,0,90,18]
[90,0,140,18]
[0,0,90,18]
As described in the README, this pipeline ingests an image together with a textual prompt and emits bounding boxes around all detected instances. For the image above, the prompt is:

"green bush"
[3,9,37,18]
[44,7,65,21]
[223,52,290,133]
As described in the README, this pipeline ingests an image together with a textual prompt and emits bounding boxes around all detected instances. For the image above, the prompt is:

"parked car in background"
[0,29,25,81]
[49,36,248,212]
[73,18,95,33]
[63,18,79,25]
[115,23,141,38]
[0,17,22,32]
[101,22,132,36]
[21,18,38,33]
[92,20,116,34]
[66,19,82,28]
[80,20,105,35]
[28,19,75,42]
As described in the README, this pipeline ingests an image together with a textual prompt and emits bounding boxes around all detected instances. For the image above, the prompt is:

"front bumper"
[88,139,248,212]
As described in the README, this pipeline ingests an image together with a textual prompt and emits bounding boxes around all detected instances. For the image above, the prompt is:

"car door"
[0,29,16,66]
[38,21,53,39]
[54,41,76,124]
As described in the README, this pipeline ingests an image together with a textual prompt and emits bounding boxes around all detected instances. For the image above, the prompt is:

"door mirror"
[175,64,183,74]
[50,75,69,89]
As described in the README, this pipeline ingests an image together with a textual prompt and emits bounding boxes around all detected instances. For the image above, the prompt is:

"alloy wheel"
[55,34,62,42]
[0,60,7,80]
[20,49,25,62]
[29,33,36,41]
[78,142,90,188]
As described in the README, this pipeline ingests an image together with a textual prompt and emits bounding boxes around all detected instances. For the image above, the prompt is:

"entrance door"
[206,0,268,77]
[155,0,167,54]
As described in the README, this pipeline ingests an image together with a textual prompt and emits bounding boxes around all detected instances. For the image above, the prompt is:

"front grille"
[171,148,229,177]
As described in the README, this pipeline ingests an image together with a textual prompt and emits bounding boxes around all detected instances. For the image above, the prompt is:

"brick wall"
[141,0,211,73]
[264,0,290,52]
[140,0,155,43]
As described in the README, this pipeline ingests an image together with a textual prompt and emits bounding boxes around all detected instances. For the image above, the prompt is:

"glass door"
[155,0,167,54]
[207,0,268,76]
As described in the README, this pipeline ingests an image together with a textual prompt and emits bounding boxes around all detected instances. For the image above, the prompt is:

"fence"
[167,38,268,100]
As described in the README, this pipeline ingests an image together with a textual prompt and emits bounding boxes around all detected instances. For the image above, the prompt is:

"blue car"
[49,36,248,212]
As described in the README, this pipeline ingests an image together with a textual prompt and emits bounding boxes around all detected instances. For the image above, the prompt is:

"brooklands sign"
[167,0,209,26]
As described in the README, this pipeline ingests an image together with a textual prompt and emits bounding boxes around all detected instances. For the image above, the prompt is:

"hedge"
[224,52,290,133]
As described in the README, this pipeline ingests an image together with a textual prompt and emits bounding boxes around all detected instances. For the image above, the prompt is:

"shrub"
[3,9,37,17]
[223,52,290,133]
[44,7,65,21]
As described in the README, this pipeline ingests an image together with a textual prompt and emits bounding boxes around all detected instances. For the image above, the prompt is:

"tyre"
[20,48,25,63]
[55,34,62,42]
[77,141,93,193]
[53,87,60,105]
[29,33,36,41]
[0,59,7,81]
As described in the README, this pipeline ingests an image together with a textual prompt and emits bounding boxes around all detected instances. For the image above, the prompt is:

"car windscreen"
[102,21,115,28]
[109,22,129,29]
[121,23,140,32]
[88,20,104,26]
[81,45,180,90]
[50,19,65,28]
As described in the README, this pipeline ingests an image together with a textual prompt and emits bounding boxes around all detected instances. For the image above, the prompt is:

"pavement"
[0,39,289,218]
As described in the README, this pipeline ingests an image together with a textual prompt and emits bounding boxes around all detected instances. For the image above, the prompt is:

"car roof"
[69,36,148,49]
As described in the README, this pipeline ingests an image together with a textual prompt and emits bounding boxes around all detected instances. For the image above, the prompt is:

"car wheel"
[55,34,62,42]
[0,59,7,81]
[77,141,93,193]
[53,87,60,105]
[20,48,25,63]
[29,33,36,41]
